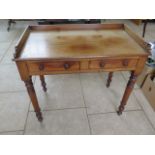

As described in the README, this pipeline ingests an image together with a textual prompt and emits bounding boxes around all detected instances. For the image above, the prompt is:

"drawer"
[27,61,80,73]
[89,58,138,70]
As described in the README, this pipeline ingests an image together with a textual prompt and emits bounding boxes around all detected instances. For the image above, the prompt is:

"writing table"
[13,24,149,121]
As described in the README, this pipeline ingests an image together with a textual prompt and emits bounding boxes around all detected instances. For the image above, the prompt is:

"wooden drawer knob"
[64,63,70,70]
[39,64,44,71]
[99,61,105,68]
[122,60,129,66]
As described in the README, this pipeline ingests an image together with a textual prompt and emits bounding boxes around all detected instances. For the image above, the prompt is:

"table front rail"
[26,57,139,75]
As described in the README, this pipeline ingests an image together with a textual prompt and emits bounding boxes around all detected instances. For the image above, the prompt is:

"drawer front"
[27,61,80,73]
[89,58,138,70]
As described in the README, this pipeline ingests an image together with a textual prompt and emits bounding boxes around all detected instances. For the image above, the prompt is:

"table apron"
[26,58,139,75]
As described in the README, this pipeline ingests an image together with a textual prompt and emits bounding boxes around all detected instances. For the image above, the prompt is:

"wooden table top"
[15,24,148,60]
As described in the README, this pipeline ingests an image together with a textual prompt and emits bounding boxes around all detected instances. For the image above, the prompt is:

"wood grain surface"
[19,29,147,59]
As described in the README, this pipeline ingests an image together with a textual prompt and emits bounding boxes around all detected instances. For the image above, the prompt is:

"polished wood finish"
[117,71,137,115]
[18,27,146,59]
[118,56,147,114]
[27,60,80,74]
[29,24,124,31]
[24,76,43,121]
[124,25,147,50]
[89,58,138,70]
[13,24,149,121]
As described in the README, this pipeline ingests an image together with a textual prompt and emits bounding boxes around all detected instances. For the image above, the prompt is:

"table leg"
[24,76,43,121]
[7,19,16,31]
[106,72,113,87]
[117,71,137,115]
[142,20,148,38]
[40,75,47,92]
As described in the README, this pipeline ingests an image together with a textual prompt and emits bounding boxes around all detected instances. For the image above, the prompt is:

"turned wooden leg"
[24,76,43,121]
[40,75,47,92]
[117,71,137,115]
[106,72,113,88]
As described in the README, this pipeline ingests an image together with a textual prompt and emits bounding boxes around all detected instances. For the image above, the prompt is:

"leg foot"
[36,111,43,122]
[117,106,124,115]
[117,110,122,115]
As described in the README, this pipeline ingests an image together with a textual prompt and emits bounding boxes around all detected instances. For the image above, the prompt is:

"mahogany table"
[13,24,149,121]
